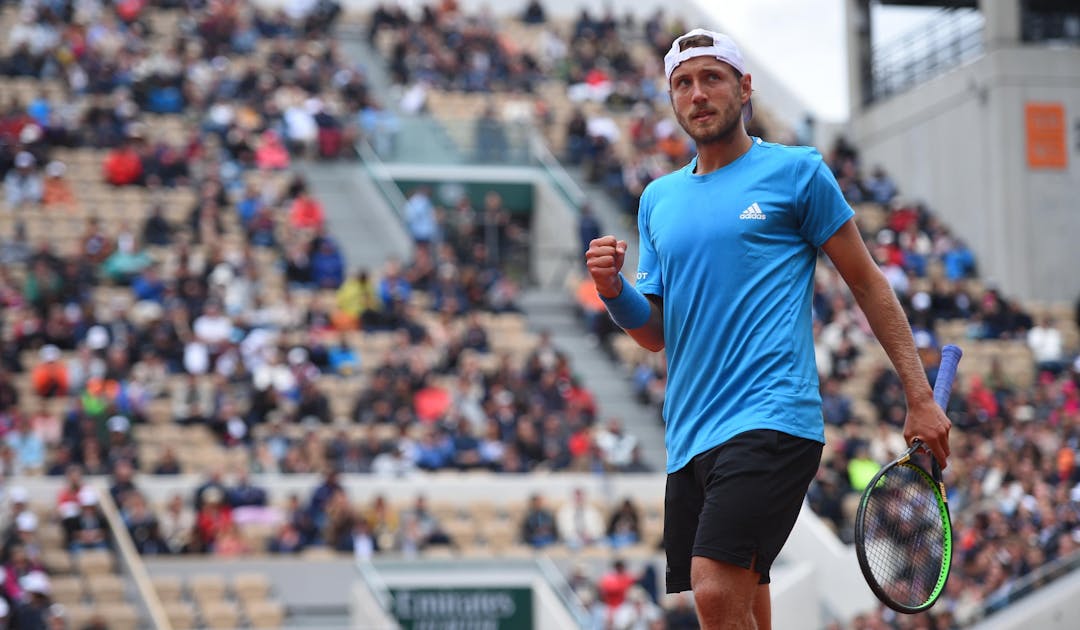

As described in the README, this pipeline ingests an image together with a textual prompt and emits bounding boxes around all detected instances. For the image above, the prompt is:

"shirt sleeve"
[634,184,664,297]
[796,150,855,248]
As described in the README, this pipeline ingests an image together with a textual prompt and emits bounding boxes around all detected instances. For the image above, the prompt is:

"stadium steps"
[518,287,668,471]
[334,22,464,165]
[292,159,413,273]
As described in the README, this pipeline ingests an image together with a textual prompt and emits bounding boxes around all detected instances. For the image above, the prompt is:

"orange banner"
[1025,102,1067,169]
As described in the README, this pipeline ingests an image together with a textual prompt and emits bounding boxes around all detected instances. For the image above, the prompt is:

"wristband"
[599,273,651,330]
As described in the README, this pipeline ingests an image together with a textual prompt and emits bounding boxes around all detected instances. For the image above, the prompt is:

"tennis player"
[585,29,952,629]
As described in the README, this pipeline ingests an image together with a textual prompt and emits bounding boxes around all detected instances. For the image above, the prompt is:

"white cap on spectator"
[108,415,130,433]
[78,487,99,507]
[45,161,66,178]
[8,486,28,503]
[287,347,308,366]
[227,417,247,440]
[911,291,931,312]
[86,325,110,350]
[14,151,35,169]
[58,501,80,519]
[19,571,51,595]
[19,125,41,145]
[664,28,752,124]
[40,344,61,362]
[16,511,38,532]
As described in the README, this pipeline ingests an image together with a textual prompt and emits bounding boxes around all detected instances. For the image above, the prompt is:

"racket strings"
[861,464,946,607]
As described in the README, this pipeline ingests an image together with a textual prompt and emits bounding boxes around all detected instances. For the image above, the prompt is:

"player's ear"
[741,73,753,105]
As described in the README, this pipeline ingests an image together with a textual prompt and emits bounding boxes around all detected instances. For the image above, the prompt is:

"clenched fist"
[585,235,627,298]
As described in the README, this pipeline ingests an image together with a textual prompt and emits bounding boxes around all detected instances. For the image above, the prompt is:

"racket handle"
[933,344,963,410]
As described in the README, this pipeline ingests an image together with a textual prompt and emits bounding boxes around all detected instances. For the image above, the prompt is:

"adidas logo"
[739,202,767,220]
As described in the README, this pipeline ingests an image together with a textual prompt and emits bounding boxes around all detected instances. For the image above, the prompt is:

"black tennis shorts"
[664,429,822,593]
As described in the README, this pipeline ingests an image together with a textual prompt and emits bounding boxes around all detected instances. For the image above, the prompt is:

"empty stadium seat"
[151,574,184,603]
[163,601,197,630]
[245,599,287,629]
[200,600,240,629]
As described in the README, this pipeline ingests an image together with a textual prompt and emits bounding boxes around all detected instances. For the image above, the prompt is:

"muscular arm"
[586,236,665,352]
[611,278,665,352]
[821,220,951,466]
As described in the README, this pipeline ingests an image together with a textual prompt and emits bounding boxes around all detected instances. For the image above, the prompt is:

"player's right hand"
[585,235,627,299]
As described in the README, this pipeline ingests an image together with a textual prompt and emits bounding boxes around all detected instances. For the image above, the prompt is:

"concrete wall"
[851,44,1080,302]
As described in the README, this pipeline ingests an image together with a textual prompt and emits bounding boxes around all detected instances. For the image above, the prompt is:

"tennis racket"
[854,344,962,614]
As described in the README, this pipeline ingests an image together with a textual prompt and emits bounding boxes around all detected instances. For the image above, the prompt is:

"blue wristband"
[599,274,652,329]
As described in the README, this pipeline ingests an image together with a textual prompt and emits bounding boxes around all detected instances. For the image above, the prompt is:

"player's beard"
[675,93,743,146]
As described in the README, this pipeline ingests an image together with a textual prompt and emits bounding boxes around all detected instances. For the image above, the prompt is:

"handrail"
[356,137,410,226]
[94,481,173,630]
[534,554,593,629]
[976,546,1080,620]
[870,8,985,102]
[529,130,587,211]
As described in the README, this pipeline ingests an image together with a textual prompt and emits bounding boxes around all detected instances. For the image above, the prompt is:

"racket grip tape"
[933,344,963,411]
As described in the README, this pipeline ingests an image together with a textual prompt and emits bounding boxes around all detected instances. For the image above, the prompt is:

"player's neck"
[693,128,753,175]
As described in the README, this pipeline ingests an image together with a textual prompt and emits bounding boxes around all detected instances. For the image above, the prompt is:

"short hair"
[678,33,715,52]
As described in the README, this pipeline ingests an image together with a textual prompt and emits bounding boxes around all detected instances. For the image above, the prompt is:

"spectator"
[522,0,546,23]
[556,488,605,549]
[255,129,291,170]
[102,137,144,186]
[335,269,384,331]
[473,104,509,163]
[606,498,642,549]
[193,487,233,553]
[5,415,45,475]
[309,237,346,289]
[3,151,42,208]
[40,160,75,209]
[287,180,326,231]
[520,493,558,548]
[404,186,438,246]
[1027,315,1066,375]
[594,418,637,470]
[30,345,68,398]
[609,585,665,629]
[67,488,109,552]
[140,204,174,246]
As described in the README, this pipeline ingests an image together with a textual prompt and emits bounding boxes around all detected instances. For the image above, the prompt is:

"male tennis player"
[585,29,952,629]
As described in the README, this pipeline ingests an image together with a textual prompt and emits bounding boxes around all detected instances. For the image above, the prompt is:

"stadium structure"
[0,0,1078,629]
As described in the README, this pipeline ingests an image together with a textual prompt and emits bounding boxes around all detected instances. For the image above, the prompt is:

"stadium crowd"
[1,0,1079,628]
[0,0,660,625]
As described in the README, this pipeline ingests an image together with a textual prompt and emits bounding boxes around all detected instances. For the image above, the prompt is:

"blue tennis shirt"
[634,138,854,473]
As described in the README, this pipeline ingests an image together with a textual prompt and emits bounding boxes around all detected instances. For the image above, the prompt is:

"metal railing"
[870,8,985,102]
[976,546,1080,621]
[94,481,173,630]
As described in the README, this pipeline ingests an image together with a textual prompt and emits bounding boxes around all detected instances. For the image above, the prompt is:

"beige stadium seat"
[49,575,85,607]
[244,599,286,629]
[96,602,139,630]
[232,571,271,604]
[74,549,115,576]
[42,548,73,574]
[188,573,227,607]
[163,601,197,630]
[63,604,98,629]
[201,600,240,629]
[86,573,126,603]
[151,574,184,603]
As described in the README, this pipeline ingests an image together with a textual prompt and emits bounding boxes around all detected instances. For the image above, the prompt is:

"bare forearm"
[850,272,933,405]
[624,299,665,352]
